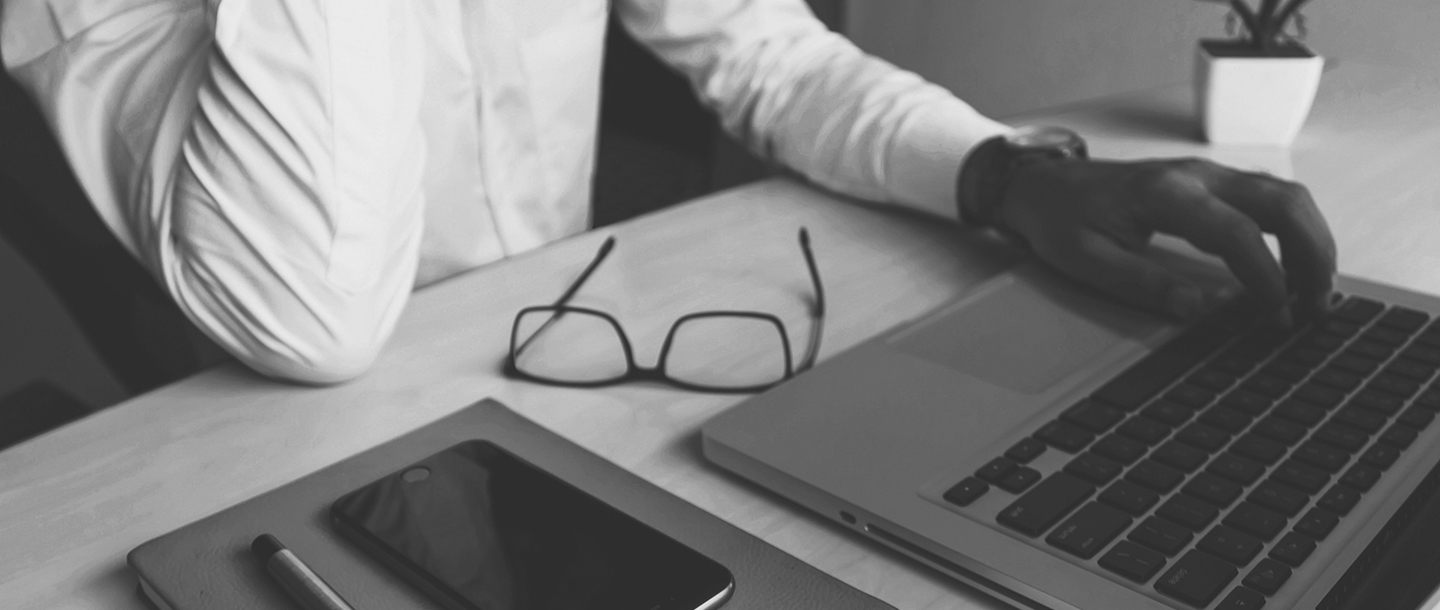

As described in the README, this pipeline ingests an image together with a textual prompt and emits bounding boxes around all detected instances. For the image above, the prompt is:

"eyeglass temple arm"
[797,228,825,372]
[515,236,617,356]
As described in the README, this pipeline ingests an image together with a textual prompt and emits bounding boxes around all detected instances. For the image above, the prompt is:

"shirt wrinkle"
[2,0,1010,381]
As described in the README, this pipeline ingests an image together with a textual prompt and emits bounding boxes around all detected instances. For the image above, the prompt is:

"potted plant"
[1193,0,1325,145]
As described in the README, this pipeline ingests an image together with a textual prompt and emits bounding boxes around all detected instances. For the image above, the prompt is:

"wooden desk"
[4,61,1439,610]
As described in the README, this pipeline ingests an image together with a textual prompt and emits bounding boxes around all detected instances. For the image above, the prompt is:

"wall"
[846,0,1440,118]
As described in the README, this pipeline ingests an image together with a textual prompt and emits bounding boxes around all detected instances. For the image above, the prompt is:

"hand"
[995,157,1336,326]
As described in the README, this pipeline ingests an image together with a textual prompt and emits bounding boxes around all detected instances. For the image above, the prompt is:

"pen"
[252,533,356,610]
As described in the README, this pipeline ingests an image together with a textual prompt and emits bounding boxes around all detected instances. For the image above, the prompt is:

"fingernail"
[1165,285,1205,320]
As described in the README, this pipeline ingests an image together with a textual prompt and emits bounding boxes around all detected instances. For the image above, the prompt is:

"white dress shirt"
[1,0,1009,383]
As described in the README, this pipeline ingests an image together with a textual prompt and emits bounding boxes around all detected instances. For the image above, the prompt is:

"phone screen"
[331,441,733,610]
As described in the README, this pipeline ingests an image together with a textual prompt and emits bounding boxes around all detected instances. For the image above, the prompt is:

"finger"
[1144,190,1293,326]
[1207,170,1337,318]
[1036,230,1208,320]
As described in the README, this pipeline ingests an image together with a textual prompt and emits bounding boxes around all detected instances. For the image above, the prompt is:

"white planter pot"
[1195,41,1324,146]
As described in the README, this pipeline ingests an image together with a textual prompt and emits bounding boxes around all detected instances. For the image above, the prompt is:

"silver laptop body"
[703,259,1440,610]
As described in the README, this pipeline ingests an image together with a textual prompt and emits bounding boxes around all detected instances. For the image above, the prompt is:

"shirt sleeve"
[615,0,1014,221]
[2,0,429,383]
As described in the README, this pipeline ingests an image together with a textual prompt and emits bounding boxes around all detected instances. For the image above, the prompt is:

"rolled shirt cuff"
[886,97,1013,222]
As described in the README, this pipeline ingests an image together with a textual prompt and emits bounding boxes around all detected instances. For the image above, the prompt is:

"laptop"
[702,246,1440,610]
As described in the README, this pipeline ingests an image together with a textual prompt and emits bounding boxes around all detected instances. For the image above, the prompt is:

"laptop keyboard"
[941,295,1440,609]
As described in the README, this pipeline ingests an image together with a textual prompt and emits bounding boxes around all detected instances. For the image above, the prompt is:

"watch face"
[1007,126,1087,158]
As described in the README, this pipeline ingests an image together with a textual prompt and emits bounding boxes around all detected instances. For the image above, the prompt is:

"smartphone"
[331,440,734,610]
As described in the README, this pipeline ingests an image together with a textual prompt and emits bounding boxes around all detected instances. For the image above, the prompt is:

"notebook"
[128,398,895,610]
[703,259,1440,610]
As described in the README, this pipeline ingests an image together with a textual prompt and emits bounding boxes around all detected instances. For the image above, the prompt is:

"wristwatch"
[958,125,1089,231]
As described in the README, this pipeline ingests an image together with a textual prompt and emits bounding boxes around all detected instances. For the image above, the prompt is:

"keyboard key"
[1130,516,1194,556]
[1294,509,1339,541]
[1093,326,1231,410]
[1380,424,1419,449]
[1415,388,1440,411]
[1184,473,1244,507]
[1047,502,1133,559]
[1294,382,1345,409]
[1243,558,1293,595]
[1370,375,1421,398]
[1178,422,1232,452]
[1273,460,1331,493]
[1293,440,1352,473]
[1361,443,1401,469]
[1314,422,1370,452]
[1231,433,1287,465]
[1119,416,1173,445]
[1210,357,1256,377]
[1362,325,1413,346]
[1208,452,1267,485]
[1216,587,1267,610]
[1143,400,1195,426]
[1198,525,1264,565]
[1332,353,1380,376]
[1200,406,1254,433]
[1005,438,1048,463]
[1156,550,1239,607]
[1275,400,1327,426]
[1100,540,1168,582]
[1385,359,1436,382]
[1220,390,1274,415]
[1339,463,1382,491]
[1189,368,1238,392]
[1064,452,1124,485]
[1403,345,1440,367]
[1158,494,1220,530]
[1262,360,1312,383]
[1093,434,1149,464]
[1062,400,1127,432]
[1100,480,1160,515]
[1254,416,1308,445]
[1250,481,1310,516]
[976,457,1019,483]
[1349,340,1396,361]
[1399,406,1435,429]
[1153,440,1209,472]
[998,472,1095,536]
[1035,421,1095,453]
[1317,485,1361,515]
[1270,531,1319,566]
[1168,384,1219,409]
[1349,391,1405,415]
[1334,407,1388,434]
[1242,375,1292,398]
[1281,346,1330,367]
[1314,366,1364,391]
[1333,297,1385,324]
[1377,306,1430,331]
[943,477,989,507]
[1127,459,1186,492]
[998,467,1043,493]
[1223,501,1289,540]
[1318,318,1362,338]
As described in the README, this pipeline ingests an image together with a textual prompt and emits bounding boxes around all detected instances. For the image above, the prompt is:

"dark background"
[0,1,844,449]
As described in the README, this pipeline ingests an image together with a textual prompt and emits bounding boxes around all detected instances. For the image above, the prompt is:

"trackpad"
[891,274,1158,394]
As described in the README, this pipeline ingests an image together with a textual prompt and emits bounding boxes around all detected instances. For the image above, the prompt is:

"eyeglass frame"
[504,228,825,393]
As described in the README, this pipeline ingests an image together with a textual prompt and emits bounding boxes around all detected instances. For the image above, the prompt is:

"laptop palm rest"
[889,272,1151,396]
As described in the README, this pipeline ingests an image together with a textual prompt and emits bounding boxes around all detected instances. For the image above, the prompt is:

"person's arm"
[2,0,428,383]
[620,0,1335,323]
[615,0,1011,221]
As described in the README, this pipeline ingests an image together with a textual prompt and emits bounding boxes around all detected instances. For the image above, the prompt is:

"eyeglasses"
[505,228,825,393]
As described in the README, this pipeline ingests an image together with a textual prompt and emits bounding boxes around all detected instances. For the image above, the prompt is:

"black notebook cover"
[127,398,895,610]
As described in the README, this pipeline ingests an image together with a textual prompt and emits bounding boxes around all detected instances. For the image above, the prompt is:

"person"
[0,0,1334,384]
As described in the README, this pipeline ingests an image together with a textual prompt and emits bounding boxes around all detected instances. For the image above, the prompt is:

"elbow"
[245,330,383,385]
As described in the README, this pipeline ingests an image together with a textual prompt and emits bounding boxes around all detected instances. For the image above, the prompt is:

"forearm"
[619,0,1010,219]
